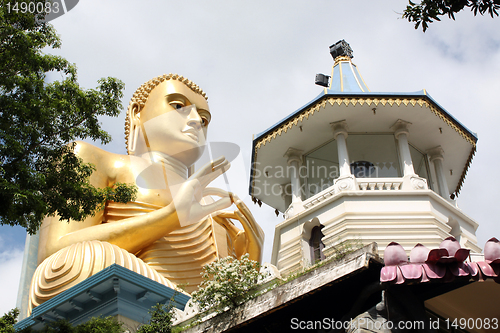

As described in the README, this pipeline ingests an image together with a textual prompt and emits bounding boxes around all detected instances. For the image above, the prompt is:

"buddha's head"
[125,74,211,166]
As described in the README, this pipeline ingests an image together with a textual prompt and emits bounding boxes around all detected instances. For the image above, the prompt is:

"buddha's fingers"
[231,194,265,244]
[199,196,232,218]
[203,188,263,262]
[212,215,240,238]
[193,157,230,189]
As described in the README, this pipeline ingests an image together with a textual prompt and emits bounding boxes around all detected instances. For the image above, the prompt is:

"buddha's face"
[138,80,211,166]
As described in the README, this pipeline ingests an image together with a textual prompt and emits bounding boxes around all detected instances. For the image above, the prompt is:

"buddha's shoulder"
[73,141,132,173]
[74,141,120,159]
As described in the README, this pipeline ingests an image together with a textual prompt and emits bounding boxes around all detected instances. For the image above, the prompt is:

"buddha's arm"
[39,197,185,262]
[56,202,181,254]
[37,148,231,262]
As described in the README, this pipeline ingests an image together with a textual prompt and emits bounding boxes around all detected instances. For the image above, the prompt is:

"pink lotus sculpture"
[380,237,486,284]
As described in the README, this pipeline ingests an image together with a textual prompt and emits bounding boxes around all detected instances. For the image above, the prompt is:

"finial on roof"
[316,40,355,87]
[329,40,353,60]
[315,40,369,92]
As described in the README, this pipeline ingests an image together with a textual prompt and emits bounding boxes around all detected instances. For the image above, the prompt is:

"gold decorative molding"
[254,96,476,150]
[333,55,353,67]
[252,95,477,197]
[455,146,476,197]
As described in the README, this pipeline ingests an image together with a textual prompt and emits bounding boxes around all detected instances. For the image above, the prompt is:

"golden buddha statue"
[28,74,264,313]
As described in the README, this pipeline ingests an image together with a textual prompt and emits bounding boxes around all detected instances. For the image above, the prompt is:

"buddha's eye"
[201,117,209,127]
[169,101,185,110]
[198,111,211,127]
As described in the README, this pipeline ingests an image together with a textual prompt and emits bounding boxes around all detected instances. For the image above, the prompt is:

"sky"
[1,0,500,316]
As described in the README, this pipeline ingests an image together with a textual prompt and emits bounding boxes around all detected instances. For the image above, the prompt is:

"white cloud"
[0,249,24,316]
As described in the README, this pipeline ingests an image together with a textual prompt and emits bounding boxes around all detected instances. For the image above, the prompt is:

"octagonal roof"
[249,46,477,213]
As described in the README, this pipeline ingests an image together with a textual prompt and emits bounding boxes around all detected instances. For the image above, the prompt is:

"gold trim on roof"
[339,61,344,91]
[333,55,352,67]
[252,95,477,198]
[357,66,371,92]
[348,62,365,93]
[254,96,476,150]
[455,146,475,197]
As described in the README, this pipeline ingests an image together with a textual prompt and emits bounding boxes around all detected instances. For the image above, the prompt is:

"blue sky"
[1,0,500,315]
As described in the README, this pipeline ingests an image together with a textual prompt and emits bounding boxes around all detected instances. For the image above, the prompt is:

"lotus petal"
[439,257,459,264]
[454,248,470,263]
[449,262,470,277]
[484,238,500,264]
[400,264,423,280]
[395,267,405,284]
[443,268,456,283]
[383,242,408,266]
[427,248,448,263]
[410,244,429,264]
[381,265,403,283]
[421,269,430,283]
[466,262,479,276]
[423,263,446,279]
[476,262,497,277]
[458,262,471,276]
[440,237,461,257]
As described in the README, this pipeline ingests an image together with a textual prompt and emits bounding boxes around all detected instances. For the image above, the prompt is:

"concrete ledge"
[177,243,381,333]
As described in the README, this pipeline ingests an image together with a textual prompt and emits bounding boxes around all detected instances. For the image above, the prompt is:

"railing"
[297,176,427,215]
[357,178,402,191]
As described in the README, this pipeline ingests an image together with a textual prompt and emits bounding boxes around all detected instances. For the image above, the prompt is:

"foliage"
[44,317,124,333]
[190,254,265,313]
[23,317,124,333]
[403,0,500,31]
[0,308,18,333]
[0,0,136,234]
[328,238,363,261]
[0,309,123,333]
[136,303,174,333]
[279,239,363,286]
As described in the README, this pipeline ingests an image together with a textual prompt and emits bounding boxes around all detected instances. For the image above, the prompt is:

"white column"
[284,148,303,204]
[391,120,415,177]
[331,120,351,177]
[280,183,292,208]
[428,146,450,199]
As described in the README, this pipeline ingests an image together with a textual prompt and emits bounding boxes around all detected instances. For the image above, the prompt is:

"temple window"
[304,139,338,198]
[409,143,432,189]
[346,134,401,178]
[303,133,433,198]
[309,226,326,263]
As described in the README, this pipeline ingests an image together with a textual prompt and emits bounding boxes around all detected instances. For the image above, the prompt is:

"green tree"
[0,308,18,333]
[191,254,265,314]
[0,0,136,234]
[404,0,500,31]
[136,303,174,333]
[0,308,124,333]
[40,317,124,333]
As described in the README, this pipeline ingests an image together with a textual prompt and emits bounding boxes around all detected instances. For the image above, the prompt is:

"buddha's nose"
[186,106,202,130]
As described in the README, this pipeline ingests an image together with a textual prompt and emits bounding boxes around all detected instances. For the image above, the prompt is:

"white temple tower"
[249,40,481,276]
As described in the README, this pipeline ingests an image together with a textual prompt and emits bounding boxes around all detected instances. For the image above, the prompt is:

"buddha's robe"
[28,200,233,314]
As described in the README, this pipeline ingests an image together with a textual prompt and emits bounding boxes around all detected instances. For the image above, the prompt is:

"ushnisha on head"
[125,74,211,166]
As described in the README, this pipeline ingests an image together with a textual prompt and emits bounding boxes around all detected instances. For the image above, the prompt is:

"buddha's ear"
[127,103,141,155]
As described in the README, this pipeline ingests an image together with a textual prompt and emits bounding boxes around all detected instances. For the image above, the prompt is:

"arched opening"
[309,226,326,263]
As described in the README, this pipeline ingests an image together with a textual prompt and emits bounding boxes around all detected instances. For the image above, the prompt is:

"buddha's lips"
[182,128,199,142]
